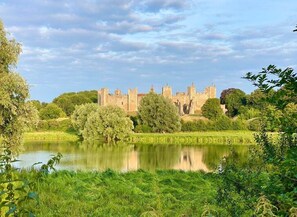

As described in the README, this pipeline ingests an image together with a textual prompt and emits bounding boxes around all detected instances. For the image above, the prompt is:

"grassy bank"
[130,131,257,145]
[26,170,218,216]
[24,131,79,142]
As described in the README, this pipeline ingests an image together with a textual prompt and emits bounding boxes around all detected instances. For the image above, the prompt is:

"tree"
[0,20,38,216]
[217,66,297,216]
[224,89,246,117]
[245,65,297,109]
[220,88,237,104]
[201,98,223,120]
[39,103,66,120]
[71,103,99,136]
[28,100,44,111]
[138,92,181,133]
[83,105,133,143]
[53,90,97,116]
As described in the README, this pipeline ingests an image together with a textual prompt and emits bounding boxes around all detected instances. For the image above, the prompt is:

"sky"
[1,0,297,102]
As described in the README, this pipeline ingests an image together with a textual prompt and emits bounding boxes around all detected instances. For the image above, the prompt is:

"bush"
[37,118,73,132]
[247,118,261,131]
[39,103,66,120]
[181,117,248,131]
[201,98,223,120]
[134,124,152,133]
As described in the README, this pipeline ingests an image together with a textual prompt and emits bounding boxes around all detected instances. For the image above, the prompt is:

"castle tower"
[205,85,216,98]
[98,88,109,106]
[187,83,196,100]
[162,85,172,99]
[115,89,122,96]
[128,88,138,112]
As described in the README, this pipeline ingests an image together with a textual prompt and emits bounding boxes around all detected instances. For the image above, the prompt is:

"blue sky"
[1,0,296,102]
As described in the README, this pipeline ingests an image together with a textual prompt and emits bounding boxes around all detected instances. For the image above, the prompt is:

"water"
[15,141,250,172]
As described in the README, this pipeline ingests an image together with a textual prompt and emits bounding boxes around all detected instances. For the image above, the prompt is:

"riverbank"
[26,170,219,216]
[24,131,79,141]
[130,131,257,145]
[23,130,259,145]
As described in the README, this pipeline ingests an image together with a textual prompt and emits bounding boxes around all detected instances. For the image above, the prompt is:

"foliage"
[238,107,260,120]
[246,88,273,109]
[28,100,47,111]
[83,106,133,143]
[217,65,297,216]
[224,89,247,117]
[71,103,99,136]
[244,65,297,109]
[220,88,237,104]
[39,103,66,120]
[201,98,223,120]
[138,92,181,133]
[37,118,74,132]
[181,118,247,131]
[0,20,39,216]
[247,118,261,131]
[134,124,153,133]
[53,91,97,116]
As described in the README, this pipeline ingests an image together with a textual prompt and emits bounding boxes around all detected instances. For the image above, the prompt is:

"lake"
[15,141,250,172]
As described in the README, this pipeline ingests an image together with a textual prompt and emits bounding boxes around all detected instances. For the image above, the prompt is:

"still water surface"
[16,141,250,172]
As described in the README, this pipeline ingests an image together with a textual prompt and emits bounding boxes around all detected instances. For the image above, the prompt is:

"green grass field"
[25,170,218,216]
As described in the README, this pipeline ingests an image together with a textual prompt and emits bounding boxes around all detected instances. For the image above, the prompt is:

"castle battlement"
[98,84,216,115]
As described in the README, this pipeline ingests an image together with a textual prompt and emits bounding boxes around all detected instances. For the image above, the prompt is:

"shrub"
[201,98,223,120]
[247,118,261,131]
[39,103,66,120]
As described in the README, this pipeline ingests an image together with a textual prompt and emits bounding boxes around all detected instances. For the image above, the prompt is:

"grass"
[12,130,275,145]
[130,130,259,145]
[24,131,79,142]
[26,170,217,216]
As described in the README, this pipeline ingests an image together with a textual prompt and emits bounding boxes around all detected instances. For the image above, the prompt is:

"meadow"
[25,170,218,217]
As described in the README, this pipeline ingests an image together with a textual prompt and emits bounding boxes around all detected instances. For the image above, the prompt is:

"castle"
[98,84,216,115]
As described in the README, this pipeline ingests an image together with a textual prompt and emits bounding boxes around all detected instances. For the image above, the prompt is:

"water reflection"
[15,141,249,172]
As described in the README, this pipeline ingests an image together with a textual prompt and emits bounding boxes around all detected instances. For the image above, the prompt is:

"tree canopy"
[71,103,99,136]
[224,89,246,117]
[39,103,66,120]
[201,98,223,120]
[138,92,181,133]
[82,105,133,143]
[0,20,37,150]
[53,90,97,116]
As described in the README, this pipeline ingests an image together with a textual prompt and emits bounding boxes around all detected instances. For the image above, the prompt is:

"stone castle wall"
[98,84,216,115]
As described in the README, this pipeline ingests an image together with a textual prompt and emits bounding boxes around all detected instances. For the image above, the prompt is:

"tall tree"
[138,92,181,133]
[0,20,37,151]
[224,89,246,117]
[0,20,38,216]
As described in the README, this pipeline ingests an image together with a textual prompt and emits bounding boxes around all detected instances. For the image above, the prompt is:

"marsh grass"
[24,131,79,142]
[130,131,260,145]
[24,170,217,216]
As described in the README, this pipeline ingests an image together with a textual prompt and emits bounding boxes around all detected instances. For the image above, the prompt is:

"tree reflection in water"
[18,141,249,172]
